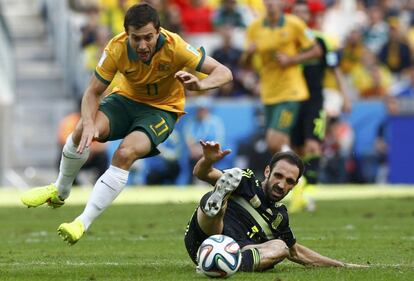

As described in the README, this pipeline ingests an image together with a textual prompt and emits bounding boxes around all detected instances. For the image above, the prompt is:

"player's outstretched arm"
[287,243,347,267]
[193,140,231,186]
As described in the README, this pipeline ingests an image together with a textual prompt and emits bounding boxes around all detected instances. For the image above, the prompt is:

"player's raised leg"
[57,130,149,245]
[202,168,243,217]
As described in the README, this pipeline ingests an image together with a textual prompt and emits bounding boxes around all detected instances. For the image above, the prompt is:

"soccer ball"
[197,234,242,278]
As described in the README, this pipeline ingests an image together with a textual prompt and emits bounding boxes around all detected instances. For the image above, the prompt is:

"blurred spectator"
[363,5,389,55]
[391,65,414,97]
[57,102,109,185]
[349,49,393,99]
[69,0,100,12]
[80,5,102,48]
[144,0,183,34]
[212,0,249,29]
[322,0,368,46]
[100,0,132,36]
[83,26,112,71]
[183,97,225,183]
[235,106,272,181]
[174,0,213,34]
[211,26,249,97]
[378,17,412,77]
[340,28,366,75]
[145,131,182,185]
[319,117,354,183]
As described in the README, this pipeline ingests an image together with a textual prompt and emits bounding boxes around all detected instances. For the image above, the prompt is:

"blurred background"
[0,0,413,188]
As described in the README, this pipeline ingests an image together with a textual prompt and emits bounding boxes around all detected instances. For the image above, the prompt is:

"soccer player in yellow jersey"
[242,0,321,154]
[20,3,233,245]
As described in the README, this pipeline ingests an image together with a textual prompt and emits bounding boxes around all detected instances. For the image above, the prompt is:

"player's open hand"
[77,122,99,154]
[175,71,202,91]
[199,140,231,162]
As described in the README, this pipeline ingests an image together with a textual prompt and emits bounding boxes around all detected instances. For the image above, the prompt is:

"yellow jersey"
[246,14,315,104]
[95,28,205,117]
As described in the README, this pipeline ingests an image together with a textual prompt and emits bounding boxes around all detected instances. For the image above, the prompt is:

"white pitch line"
[0,260,190,267]
[367,263,414,269]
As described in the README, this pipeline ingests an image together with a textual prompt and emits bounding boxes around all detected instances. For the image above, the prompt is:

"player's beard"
[263,178,286,202]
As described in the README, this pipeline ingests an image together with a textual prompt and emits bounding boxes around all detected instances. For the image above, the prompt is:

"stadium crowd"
[59,0,414,185]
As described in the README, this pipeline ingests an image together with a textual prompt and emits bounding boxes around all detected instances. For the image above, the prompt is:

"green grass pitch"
[0,186,413,280]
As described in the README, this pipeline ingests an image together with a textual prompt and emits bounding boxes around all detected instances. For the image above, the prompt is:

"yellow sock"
[289,177,308,213]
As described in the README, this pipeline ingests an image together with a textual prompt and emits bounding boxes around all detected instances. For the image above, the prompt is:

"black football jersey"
[222,169,296,248]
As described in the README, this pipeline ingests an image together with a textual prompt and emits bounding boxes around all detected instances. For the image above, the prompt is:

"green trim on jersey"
[195,47,206,72]
[231,195,275,240]
[263,14,285,27]
[94,70,111,85]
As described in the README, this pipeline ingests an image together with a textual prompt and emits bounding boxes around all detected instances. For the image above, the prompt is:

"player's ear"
[264,165,270,179]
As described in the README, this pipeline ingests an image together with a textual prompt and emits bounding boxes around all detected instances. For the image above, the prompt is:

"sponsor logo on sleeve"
[186,44,199,56]
[98,50,107,67]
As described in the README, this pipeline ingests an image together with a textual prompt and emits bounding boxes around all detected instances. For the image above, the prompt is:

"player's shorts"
[99,93,177,157]
[264,102,301,134]
[184,209,209,264]
[291,98,326,147]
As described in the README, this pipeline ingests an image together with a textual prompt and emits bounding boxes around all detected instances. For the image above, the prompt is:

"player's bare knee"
[113,146,140,167]
[269,239,289,259]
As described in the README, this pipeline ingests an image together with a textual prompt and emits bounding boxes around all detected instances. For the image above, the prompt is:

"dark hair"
[124,3,160,32]
[268,151,304,181]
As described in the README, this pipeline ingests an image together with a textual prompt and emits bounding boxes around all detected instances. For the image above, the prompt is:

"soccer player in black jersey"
[289,1,352,213]
[184,140,364,272]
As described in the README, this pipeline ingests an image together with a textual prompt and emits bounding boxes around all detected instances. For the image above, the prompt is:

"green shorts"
[99,94,177,157]
[264,102,301,134]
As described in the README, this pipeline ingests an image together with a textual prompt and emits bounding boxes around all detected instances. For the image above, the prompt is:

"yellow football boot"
[57,219,85,245]
[21,184,64,208]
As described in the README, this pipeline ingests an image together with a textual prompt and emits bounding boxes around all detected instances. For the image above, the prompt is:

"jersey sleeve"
[278,205,296,247]
[174,36,206,72]
[279,226,296,248]
[94,45,118,85]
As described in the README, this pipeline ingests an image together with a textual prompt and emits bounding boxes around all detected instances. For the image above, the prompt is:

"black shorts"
[184,209,209,265]
[291,98,326,147]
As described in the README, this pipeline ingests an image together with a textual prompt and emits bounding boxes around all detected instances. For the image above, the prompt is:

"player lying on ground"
[184,140,367,271]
